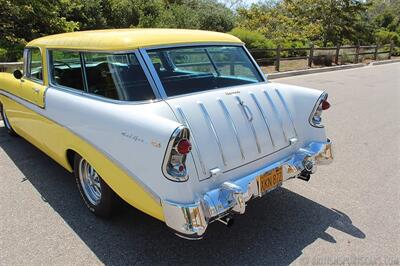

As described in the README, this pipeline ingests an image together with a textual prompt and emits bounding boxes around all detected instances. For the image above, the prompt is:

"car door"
[20,47,47,107]
[6,47,48,144]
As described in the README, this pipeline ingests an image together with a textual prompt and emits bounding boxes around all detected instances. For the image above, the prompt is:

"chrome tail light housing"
[309,92,330,128]
[162,126,192,182]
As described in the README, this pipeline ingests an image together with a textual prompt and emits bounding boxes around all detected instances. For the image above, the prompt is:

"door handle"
[237,98,253,122]
[32,88,40,94]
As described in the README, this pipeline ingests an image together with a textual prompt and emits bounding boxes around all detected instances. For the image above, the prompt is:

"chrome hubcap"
[78,159,102,205]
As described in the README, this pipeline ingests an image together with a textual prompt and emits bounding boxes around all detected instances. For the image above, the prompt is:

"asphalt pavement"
[0,63,399,265]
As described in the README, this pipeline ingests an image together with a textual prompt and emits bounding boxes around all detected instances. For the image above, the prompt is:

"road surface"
[1,63,399,265]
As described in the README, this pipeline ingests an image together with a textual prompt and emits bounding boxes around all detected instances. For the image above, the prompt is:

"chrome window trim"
[242,45,267,83]
[141,42,244,50]
[138,48,168,99]
[46,49,162,104]
[141,43,267,100]
[24,46,45,85]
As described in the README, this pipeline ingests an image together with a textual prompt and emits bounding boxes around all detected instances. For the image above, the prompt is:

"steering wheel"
[53,60,72,69]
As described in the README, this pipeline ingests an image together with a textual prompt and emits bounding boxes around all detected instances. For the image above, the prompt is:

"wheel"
[1,105,17,136]
[74,154,115,217]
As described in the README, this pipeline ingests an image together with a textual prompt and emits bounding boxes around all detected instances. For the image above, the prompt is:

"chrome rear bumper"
[161,139,333,239]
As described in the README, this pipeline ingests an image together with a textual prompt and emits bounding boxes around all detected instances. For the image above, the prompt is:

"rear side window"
[26,47,43,82]
[83,52,155,101]
[50,51,84,91]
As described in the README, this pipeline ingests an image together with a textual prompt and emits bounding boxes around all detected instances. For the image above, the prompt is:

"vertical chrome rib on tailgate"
[168,85,298,181]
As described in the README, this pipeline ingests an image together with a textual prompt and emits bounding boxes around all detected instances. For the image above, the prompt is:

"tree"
[0,0,78,60]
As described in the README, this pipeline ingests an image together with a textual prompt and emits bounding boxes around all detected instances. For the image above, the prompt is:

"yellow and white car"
[0,29,333,239]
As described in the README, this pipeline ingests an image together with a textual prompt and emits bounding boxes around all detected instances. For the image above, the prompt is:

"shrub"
[392,47,400,56]
[313,49,335,66]
[0,48,7,62]
[340,51,353,64]
[229,28,275,49]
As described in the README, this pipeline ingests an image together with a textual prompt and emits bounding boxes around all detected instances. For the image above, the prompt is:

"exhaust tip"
[217,216,235,227]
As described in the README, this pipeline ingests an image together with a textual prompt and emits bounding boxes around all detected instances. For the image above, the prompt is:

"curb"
[369,59,400,66]
[267,63,365,79]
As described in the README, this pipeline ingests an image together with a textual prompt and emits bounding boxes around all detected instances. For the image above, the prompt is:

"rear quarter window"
[83,52,155,101]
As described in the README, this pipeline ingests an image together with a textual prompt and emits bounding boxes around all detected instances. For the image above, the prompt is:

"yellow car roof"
[27,29,243,51]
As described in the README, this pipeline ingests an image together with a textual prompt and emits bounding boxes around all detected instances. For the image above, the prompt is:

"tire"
[74,153,115,218]
[1,104,17,136]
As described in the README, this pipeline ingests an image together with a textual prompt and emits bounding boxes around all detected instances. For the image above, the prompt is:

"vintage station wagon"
[0,29,333,239]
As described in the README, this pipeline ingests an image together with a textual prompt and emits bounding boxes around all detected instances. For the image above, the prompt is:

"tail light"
[310,92,330,128]
[162,126,191,182]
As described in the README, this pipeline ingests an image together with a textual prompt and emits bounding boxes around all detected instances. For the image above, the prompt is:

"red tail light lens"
[321,100,330,110]
[177,139,192,154]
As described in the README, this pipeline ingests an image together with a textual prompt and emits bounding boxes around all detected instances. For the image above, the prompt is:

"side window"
[50,50,84,91]
[83,52,155,101]
[26,47,43,82]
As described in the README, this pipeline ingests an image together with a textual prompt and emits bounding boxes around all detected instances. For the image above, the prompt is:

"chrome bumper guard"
[162,139,333,239]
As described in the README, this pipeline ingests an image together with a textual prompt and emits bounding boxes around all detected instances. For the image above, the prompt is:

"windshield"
[147,46,264,96]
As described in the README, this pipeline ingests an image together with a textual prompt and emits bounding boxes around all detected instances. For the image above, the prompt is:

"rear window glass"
[148,46,263,96]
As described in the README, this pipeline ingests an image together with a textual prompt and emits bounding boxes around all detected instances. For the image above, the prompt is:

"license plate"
[257,166,283,194]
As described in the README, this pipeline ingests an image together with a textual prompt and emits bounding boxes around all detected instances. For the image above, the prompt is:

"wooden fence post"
[275,45,281,72]
[335,44,340,65]
[354,44,360,63]
[388,41,394,59]
[308,43,314,68]
[374,44,378,61]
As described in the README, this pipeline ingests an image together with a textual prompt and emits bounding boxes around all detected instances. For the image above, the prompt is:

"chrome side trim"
[235,96,261,154]
[218,98,245,161]
[175,106,208,177]
[0,90,161,203]
[0,88,46,109]
[263,89,288,142]
[249,92,275,149]
[275,89,299,138]
[162,139,333,238]
[198,102,227,167]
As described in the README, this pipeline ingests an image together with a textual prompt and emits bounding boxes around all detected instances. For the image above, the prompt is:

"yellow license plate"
[258,166,283,194]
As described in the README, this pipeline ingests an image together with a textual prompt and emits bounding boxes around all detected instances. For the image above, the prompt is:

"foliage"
[0,0,399,62]
[229,28,275,48]
[0,0,235,61]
